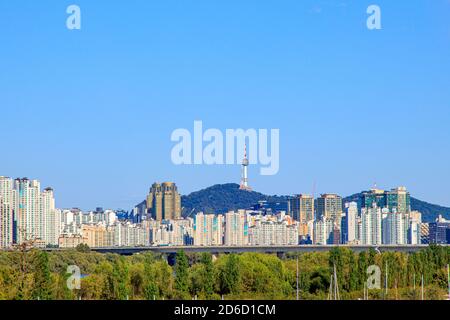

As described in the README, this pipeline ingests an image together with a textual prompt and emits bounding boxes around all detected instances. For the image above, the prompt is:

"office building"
[287,194,314,223]
[317,194,343,226]
[429,215,450,244]
[362,186,411,214]
[420,222,429,244]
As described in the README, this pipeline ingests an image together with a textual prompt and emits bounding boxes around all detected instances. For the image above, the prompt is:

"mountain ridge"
[180,183,450,223]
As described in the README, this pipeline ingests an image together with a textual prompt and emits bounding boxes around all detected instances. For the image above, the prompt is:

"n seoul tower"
[239,144,252,191]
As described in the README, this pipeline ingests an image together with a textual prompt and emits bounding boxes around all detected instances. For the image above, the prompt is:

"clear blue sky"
[1,1,450,210]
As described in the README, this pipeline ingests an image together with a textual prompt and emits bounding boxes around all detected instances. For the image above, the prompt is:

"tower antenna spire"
[239,143,252,191]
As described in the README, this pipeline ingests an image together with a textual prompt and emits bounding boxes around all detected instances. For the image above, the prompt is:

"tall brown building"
[146,182,181,221]
[287,194,314,223]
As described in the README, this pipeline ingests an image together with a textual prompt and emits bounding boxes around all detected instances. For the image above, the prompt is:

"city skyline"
[1,173,449,213]
[1,1,450,210]
[1,173,449,276]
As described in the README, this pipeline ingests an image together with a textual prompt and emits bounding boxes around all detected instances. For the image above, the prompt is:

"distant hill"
[180,184,450,223]
[181,183,287,216]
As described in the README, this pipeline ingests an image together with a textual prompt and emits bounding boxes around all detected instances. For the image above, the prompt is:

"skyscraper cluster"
[0,176,60,248]
[290,187,424,245]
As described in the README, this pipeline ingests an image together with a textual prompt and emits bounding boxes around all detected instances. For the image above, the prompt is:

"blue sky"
[1,0,450,210]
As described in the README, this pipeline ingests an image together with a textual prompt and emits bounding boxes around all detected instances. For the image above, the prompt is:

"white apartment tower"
[249,220,298,246]
[360,205,382,245]
[194,212,224,246]
[224,210,248,246]
[313,216,334,245]
[12,178,60,245]
[345,202,358,244]
[382,211,409,245]
[41,188,61,246]
[0,176,14,248]
[409,211,422,245]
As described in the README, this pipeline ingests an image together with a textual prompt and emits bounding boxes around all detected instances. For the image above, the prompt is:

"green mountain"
[181,183,287,216]
[181,183,450,222]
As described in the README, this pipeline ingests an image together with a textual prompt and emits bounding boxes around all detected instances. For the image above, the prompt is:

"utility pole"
[333,263,340,300]
[385,261,388,299]
[421,274,424,301]
[296,256,299,300]
[328,275,333,300]
[363,282,366,300]
[447,264,449,300]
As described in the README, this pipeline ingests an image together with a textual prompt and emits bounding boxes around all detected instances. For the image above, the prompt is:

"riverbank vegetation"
[0,245,448,300]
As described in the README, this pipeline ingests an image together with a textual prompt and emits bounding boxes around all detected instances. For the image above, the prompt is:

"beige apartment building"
[146,182,181,221]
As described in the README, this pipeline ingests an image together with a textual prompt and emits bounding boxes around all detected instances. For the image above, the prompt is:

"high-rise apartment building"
[148,219,193,246]
[249,220,298,246]
[343,202,358,244]
[41,188,61,246]
[313,216,334,245]
[146,182,181,221]
[382,211,409,245]
[408,210,422,245]
[0,177,14,248]
[224,210,248,246]
[287,194,314,223]
[360,205,382,245]
[194,212,224,246]
[14,178,44,243]
[0,177,61,246]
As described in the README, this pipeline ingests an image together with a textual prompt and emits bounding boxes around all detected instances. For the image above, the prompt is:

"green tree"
[112,257,130,300]
[174,250,189,298]
[220,254,241,295]
[200,253,215,298]
[32,251,53,300]
[129,263,144,299]
[357,252,368,288]
[308,267,330,295]
[348,252,359,292]
[76,243,90,253]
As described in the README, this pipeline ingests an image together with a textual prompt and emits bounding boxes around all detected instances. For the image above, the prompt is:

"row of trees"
[0,245,448,300]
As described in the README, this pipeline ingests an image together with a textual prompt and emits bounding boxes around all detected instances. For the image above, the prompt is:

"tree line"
[0,245,448,300]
